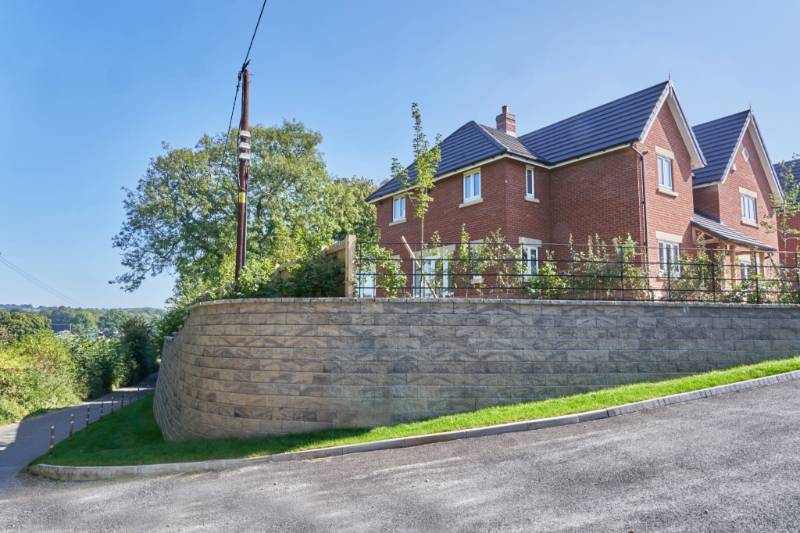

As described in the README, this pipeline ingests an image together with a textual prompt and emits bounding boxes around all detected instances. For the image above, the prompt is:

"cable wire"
[218,0,269,174]
[0,253,82,307]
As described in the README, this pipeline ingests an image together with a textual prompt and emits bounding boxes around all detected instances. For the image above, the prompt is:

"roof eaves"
[473,121,508,153]
[748,113,784,199]
[690,213,776,251]
[640,81,706,167]
[716,111,751,187]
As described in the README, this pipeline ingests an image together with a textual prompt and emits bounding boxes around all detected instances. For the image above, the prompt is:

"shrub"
[0,332,80,424]
[120,315,157,381]
[566,235,650,300]
[154,305,189,347]
[524,250,570,299]
[67,337,146,399]
[668,247,724,302]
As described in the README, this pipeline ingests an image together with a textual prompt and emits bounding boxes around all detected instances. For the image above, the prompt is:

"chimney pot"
[496,105,516,137]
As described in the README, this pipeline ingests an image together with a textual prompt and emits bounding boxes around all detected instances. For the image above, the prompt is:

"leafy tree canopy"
[112,121,376,303]
[0,310,51,345]
[39,307,96,335]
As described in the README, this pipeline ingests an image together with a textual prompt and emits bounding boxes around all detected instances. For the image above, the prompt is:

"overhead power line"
[0,252,83,307]
[219,0,269,172]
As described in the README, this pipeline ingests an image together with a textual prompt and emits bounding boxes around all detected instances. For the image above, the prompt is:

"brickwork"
[549,148,642,249]
[153,298,800,441]
[700,128,779,250]
[640,104,697,255]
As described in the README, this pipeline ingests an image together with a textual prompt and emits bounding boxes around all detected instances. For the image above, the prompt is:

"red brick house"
[365,81,784,295]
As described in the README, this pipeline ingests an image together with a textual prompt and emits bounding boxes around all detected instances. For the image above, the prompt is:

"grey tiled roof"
[367,81,682,202]
[774,158,800,189]
[691,111,750,186]
[477,124,537,160]
[365,121,538,202]
[691,212,775,250]
[518,81,670,164]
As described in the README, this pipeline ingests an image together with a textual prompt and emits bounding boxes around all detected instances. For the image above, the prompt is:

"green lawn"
[35,356,800,467]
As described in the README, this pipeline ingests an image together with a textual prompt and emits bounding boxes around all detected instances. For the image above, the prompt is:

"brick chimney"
[495,105,516,136]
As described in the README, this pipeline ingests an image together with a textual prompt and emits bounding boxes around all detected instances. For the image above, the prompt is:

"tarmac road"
[1,379,798,532]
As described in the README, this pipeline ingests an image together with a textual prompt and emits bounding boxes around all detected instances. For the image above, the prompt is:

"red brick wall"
[503,160,551,244]
[549,148,642,251]
[708,128,779,252]
[780,214,800,267]
[376,158,552,253]
[693,183,720,218]
[640,104,697,260]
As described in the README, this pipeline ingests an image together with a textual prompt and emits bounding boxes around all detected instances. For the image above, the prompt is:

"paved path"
[0,373,157,492]
[2,379,799,532]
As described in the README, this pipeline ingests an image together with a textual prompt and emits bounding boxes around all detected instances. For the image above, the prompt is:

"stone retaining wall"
[153,298,800,440]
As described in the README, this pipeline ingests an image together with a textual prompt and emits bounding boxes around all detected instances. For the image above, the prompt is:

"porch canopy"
[690,213,776,251]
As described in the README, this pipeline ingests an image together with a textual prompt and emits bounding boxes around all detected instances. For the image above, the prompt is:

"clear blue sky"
[1,0,798,308]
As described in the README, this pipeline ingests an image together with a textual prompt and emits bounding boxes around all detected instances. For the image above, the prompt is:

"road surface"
[0,374,157,492]
[1,379,798,532]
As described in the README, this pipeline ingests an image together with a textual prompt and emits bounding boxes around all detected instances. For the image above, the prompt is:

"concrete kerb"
[28,368,800,482]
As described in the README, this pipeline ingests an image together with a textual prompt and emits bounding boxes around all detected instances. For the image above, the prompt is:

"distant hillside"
[0,305,164,335]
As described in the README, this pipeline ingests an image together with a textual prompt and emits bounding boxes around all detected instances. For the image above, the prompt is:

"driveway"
[1,380,799,532]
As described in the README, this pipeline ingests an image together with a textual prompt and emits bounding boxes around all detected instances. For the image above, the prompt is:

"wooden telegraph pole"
[235,62,251,282]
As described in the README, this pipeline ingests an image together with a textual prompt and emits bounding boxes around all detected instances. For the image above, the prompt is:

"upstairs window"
[463,170,481,203]
[392,196,406,222]
[740,193,757,224]
[525,167,535,198]
[742,146,750,162]
[657,155,673,191]
[658,240,680,276]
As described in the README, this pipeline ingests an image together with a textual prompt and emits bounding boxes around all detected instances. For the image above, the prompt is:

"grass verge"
[35,356,800,467]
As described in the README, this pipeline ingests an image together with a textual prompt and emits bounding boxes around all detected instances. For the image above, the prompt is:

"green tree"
[393,103,442,246]
[119,315,156,380]
[0,311,51,344]
[96,309,131,337]
[763,158,800,255]
[112,122,378,303]
[41,307,96,335]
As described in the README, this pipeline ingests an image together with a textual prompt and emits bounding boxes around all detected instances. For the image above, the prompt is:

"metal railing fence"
[354,241,800,304]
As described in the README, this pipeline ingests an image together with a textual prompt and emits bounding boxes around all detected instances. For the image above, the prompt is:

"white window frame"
[658,239,680,277]
[356,266,376,298]
[462,170,481,204]
[521,245,540,275]
[391,196,406,223]
[525,166,536,199]
[412,246,454,298]
[657,154,674,191]
[519,237,542,276]
[742,146,750,162]
[740,190,757,225]
[739,256,752,281]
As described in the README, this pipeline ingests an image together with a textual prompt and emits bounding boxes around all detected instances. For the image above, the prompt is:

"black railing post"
[711,262,717,302]
[666,253,672,301]
[755,276,761,304]
[618,245,624,300]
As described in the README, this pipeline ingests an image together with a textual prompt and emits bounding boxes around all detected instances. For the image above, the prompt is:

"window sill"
[459,198,483,208]
[389,218,406,226]
[741,219,758,228]
[524,195,540,204]
[657,187,678,198]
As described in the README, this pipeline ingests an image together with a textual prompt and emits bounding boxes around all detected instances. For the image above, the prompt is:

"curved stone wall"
[153,298,800,440]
